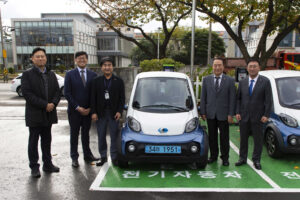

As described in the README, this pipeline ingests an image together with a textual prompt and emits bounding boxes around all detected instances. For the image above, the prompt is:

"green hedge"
[140,58,184,72]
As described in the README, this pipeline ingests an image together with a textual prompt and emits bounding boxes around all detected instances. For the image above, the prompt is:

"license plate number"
[145,145,181,154]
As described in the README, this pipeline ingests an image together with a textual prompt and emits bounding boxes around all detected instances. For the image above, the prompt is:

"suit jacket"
[90,74,125,118]
[200,74,236,121]
[64,68,97,114]
[236,75,272,122]
[21,66,61,127]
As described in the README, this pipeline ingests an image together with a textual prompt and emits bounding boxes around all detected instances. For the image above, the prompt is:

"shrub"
[8,67,14,74]
[140,58,184,72]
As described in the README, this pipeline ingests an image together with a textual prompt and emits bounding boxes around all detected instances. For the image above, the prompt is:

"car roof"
[136,71,189,79]
[259,70,300,79]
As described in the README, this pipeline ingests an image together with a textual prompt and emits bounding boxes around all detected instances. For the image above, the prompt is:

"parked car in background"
[11,73,65,97]
[260,70,300,158]
[117,71,208,168]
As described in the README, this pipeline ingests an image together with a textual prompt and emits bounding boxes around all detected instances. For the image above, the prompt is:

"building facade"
[11,13,98,70]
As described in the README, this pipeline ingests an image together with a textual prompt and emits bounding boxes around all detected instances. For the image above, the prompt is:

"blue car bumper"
[118,124,208,163]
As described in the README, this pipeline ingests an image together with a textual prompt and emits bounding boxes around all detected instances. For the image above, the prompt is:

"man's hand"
[46,103,55,112]
[235,114,241,122]
[91,114,98,121]
[261,116,269,123]
[114,112,121,121]
[201,115,207,121]
[228,115,234,124]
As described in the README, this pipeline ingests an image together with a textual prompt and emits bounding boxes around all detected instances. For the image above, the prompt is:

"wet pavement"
[1,82,300,200]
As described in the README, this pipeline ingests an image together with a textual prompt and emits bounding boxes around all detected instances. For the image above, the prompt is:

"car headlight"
[185,117,198,133]
[128,116,141,132]
[279,113,298,128]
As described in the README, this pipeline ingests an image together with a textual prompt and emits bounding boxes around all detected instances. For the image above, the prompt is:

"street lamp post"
[190,0,196,82]
[0,0,7,71]
[157,27,161,60]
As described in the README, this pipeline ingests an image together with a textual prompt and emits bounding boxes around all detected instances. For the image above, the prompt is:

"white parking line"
[229,141,281,189]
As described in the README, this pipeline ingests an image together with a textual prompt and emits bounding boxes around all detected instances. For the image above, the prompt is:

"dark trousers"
[28,126,52,169]
[207,118,229,161]
[96,110,119,160]
[68,112,93,161]
[239,120,264,162]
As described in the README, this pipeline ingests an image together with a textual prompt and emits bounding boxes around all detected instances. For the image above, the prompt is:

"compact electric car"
[260,70,300,158]
[117,71,208,168]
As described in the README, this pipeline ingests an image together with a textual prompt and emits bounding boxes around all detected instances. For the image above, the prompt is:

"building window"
[279,31,293,47]
[295,31,300,47]
[98,38,115,51]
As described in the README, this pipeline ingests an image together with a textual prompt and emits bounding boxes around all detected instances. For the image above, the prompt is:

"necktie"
[215,77,220,91]
[249,79,255,96]
[80,70,86,87]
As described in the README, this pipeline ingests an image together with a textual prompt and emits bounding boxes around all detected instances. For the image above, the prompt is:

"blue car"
[260,70,300,158]
[117,72,208,168]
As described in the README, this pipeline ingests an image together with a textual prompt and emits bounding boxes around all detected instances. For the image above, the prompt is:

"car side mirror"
[185,96,193,109]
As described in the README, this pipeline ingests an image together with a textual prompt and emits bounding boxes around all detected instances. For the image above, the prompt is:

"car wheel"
[60,87,64,96]
[196,132,208,169]
[265,129,282,158]
[17,87,23,97]
[117,159,129,168]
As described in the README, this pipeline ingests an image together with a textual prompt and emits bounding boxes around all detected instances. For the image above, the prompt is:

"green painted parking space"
[229,125,300,189]
[90,124,300,191]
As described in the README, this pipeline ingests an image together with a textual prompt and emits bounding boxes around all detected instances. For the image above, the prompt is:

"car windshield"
[276,77,300,109]
[132,77,193,113]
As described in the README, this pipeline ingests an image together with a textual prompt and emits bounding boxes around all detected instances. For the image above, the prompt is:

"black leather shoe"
[31,168,41,178]
[72,160,79,168]
[84,155,100,162]
[235,160,247,166]
[96,158,107,166]
[207,158,217,164]
[43,164,60,173]
[222,160,230,166]
[254,162,262,170]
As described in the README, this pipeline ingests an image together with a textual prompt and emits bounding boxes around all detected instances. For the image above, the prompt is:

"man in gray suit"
[200,58,236,166]
[235,58,272,170]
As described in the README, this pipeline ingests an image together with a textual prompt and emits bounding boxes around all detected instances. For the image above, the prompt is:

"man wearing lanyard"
[235,58,272,170]
[90,57,125,166]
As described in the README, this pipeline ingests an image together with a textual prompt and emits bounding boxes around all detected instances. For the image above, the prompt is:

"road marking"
[90,158,111,191]
[229,141,281,189]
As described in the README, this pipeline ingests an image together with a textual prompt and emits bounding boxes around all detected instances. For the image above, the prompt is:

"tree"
[83,0,192,59]
[171,28,225,65]
[178,0,300,69]
[131,27,225,65]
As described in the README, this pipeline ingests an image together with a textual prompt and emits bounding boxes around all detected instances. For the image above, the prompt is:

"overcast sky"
[1,0,224,32]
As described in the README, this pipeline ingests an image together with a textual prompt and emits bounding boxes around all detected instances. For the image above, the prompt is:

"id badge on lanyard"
[105,90,110,100]
[104,78,111,100]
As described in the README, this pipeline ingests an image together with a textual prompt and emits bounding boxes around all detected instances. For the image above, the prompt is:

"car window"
[276,77,300,109]
[132,77,193,113]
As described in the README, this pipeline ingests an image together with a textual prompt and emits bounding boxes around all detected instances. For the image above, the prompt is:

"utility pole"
[0,0,7,71]
[190,0,196,82]
[207,21,212,66]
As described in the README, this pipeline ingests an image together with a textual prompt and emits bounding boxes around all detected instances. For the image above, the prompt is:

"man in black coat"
[235,58,272,170]
[90,57,125,166]
[21,47,61,178]
[64,51,99,168]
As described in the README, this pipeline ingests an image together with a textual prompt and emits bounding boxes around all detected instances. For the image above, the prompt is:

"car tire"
[196,131,208,169]
[17,87,23,97]
[117,159,129,168]
[265,129,283,158]
[60,87,64,96]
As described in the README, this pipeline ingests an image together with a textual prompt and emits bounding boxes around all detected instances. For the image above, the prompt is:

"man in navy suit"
[64,51,99,168]
[235,58,272,170]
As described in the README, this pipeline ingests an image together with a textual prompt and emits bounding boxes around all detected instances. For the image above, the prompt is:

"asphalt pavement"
[0,82,299,200]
